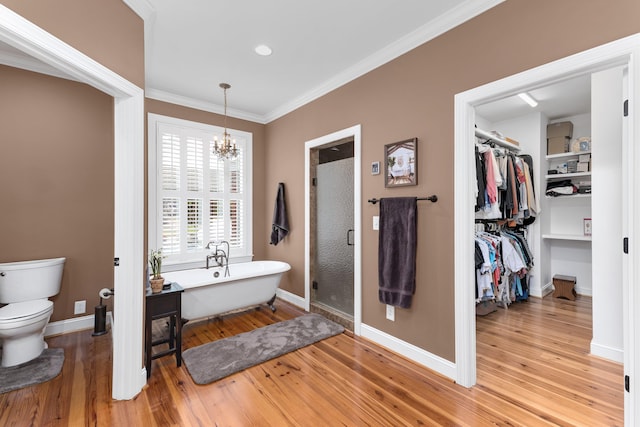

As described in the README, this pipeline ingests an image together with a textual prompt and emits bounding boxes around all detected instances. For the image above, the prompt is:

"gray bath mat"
[0,348,64,394]
[183,313,344,384]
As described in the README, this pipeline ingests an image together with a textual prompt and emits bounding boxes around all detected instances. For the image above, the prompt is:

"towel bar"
[367,195,437,204]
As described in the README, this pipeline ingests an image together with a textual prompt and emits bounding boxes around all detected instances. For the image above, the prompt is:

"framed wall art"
[384,138,417,188]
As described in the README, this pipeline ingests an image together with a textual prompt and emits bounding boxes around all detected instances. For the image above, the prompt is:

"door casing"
[454,33,640,425]
[305,125,362,335]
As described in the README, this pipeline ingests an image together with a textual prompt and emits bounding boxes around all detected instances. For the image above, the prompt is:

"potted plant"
[149,249,165,293]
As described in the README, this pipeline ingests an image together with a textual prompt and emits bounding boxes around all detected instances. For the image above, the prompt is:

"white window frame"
[148,113,253,271]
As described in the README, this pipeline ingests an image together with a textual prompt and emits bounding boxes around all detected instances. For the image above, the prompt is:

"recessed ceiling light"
[254,45,272,56]
[518,92,538,108]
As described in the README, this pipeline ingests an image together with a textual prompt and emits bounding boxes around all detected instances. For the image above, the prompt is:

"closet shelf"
[545,193,592,200]
[545,172,591,180]
[546,151,591,160]
[542,233,592,242]
[475,128,520,152]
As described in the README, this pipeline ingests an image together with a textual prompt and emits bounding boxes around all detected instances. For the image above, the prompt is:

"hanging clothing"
[474,227,533,310]
[484,150,498,205]
[474,140,538,224]
[475,237,495,300]
[475,146,487,212]
[520,154,539,215]
[474,134,535,311]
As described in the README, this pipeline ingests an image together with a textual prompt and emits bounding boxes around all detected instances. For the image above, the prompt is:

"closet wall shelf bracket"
[368,195,438,205]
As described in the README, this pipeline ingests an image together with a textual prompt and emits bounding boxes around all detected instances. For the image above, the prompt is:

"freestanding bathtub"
[161,260,291,321]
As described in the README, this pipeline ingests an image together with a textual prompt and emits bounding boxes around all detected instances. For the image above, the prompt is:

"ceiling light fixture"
[518,92,538,108]
[254,44,273,56]
[212,83,238,159]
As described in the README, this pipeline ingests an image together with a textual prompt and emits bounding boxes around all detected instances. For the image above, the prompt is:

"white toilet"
[0,257,65,367]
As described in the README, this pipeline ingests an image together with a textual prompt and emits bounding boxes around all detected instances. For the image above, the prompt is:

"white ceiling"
[475,74,592,124]
[1,1,590,126]
[138,0,504,123]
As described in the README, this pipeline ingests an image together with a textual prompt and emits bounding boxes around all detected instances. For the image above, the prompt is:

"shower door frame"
[304,125,362,335]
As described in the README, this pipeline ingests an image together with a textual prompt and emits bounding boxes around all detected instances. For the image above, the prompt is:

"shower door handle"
[347,229,354,246]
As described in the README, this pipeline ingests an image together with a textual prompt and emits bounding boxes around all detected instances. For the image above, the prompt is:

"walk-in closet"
[473,66,625,363]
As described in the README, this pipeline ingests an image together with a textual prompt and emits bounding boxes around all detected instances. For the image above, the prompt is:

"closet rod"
[475,128,520,152]
[368,195,438,205]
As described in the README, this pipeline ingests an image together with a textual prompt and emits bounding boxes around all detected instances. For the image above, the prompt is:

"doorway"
[0,8,145,399]
[453,35,640,424]
[472,68,625,424]
[304,125,362,335]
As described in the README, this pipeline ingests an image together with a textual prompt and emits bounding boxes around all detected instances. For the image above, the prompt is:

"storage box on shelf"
[546,121,573,154]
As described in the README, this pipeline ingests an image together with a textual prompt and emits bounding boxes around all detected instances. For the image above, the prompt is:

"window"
[148,114,253,268]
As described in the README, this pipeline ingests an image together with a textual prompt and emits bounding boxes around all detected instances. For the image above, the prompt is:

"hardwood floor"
[0,296,623,426]
[476,296,623,426]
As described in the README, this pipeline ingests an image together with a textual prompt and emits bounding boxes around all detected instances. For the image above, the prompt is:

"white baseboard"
[275,290,455,380]
[360,323,456,381]
[575,286,593,297]
[591,340,624,363]
[541,282,554,297]
[45,311,113,337]
[276,289,305,309]
[107,311,114,338]
[533,282,555,298]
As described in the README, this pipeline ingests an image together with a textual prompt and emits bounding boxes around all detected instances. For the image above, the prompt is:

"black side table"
[145,282,184,378]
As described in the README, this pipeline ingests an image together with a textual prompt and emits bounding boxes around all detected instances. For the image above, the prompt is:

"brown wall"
[0,66,114,321]
[3,0,640,360]
[145,99,268,262]
[264,0,640,361]
[0,1,143,321]
[1,0,144,88]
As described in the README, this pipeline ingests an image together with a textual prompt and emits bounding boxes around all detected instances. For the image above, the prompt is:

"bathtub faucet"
[206,240,230,277]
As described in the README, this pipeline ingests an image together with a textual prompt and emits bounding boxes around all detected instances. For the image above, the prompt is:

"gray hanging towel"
[378,197,417,308]
[270,182,290,245]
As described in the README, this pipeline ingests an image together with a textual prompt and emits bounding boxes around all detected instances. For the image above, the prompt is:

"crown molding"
[145,88,267,124]
[263,0,504,123]
[144,0,504,124]
[122,0,156,21]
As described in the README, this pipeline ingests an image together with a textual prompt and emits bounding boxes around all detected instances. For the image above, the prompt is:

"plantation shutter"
[227,151,244,248]
[162,198,180,255]
[154,117,250,262]
[160,130,181,255]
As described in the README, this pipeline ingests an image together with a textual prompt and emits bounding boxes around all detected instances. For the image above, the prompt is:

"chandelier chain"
[213,82,237,159]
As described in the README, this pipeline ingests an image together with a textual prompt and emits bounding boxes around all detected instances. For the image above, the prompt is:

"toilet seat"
[0,300,53,322]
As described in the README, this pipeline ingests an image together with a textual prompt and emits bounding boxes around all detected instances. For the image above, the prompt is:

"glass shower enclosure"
[314,153,354,317]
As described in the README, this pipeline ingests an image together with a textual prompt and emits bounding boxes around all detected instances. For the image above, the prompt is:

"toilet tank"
[0,257,65,303]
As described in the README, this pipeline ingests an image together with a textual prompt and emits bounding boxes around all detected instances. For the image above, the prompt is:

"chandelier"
[212,83,238,159]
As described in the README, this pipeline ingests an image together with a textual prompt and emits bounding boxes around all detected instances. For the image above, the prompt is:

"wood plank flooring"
[0,295,623,426]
